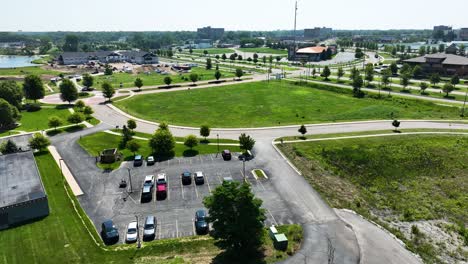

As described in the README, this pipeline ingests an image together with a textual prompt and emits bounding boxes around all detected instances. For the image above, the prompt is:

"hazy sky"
[1,0,466,31]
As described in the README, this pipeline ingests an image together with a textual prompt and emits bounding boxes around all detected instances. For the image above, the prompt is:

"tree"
[239,133,255,153]
[221,54,227,61]
[104,64,113,75]
[59,79,78,104]
[412,65,423,79]
[352,75,364,97]
[0,80,23,109]
[158,122,169,131]
[203,50,208,56]
[321,66,331,80]
[29,133,50,151]
[237,55,243,61]
[400,74,410,91]
[337,67,344,81]
[206,58,212,70]
[63,35,79,52]
[148,129,175,157]
[429,73,441,87]
[392,120,400,132]
[390,62,398,75]
[298,125,307,137]
[134,78,143,91]
[419,82,428,94]
[82,74,94,89]
[0,139,18,154]
[349,67,359,80]
[83,106,94,120]
[214,70,222,81]
[400,63,411,75]
[381,69,391,89]
[235,68,244,80]
[48,116,63,131]
[68,112,84,125]
[203,181,266,255]
[127,119,137,132]
[75,100,85,111]
[23,75,45,102]
[442,83,454,97]
[120,125,133,147]
[364,63,374,86]
[101,82,115,102]
[0,99,20,130]
[200,125,210,140]
[189,48,193,54]
[126,140,141,156]
[451,75,460,88]
[184,135,198,150]
[189,73,199,85]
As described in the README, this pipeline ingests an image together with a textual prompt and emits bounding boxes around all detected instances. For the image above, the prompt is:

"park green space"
[0,150,302,264]
[190,48,235,54]
[93,68,235,89]
[0,66,60,76]
[17,106,72,132]
[114,81,465,128]
[78,132,241,170]
[238,47,288,55]
[278,134,468,263]
[110,129,239,144]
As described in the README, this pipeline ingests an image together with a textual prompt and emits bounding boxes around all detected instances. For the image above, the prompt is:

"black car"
[221,150,232,161]
[194,210,209,234]
[133,155,143,167]
[181,171,192,185]
[101,220,119,244]
[141,185,153,202]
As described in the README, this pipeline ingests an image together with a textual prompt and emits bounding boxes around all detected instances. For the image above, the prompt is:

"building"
[57,51,158,65]
[0,41,26,49]
[288,46,333,62]
[434,25,452,33]
[459,28,468,41]
[304,27,333,40]
[404,53,468,76]
[0,151,49,230]
[197,26,224,40]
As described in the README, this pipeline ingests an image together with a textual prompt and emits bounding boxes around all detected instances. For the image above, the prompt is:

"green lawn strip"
[111,95,132,101]
[114,80,465,128]
[237,47,288,55]
[0,66,61,76]
[0,130,21,138]
[253,169,267,179]
[109,129,239,144]
[276,128,468,141]
[86,117,101,126]
[17,106,72,132]
[278,135,468,263]
[46,124,86,136]
[190,48,235,54]
[78,132,241,170]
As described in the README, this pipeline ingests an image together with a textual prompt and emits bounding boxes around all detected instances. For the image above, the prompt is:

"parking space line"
[206,174,212,193]
[190,158,192,165]
[192,218,196,234]
[176,219,179,238]
[180,176,185,200]
[210,155,214,161]
[267,209,278,226]
[158,219,162,239]
[178,158,181,165]
[256,177,266,191]
[167,178,170,200]
[194,182,199,198]
[167,160,170,166]
[216,172,223,183]
[199,155,203,164]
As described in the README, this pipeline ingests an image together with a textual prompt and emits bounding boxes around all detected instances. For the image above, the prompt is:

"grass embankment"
[110,129,239,144]
[0,151,302,264]
[237,48,288,55]
[78,132,241,170]
[190,48,235,54]
[278,134,468,263]
[0,66,60,76]
[114,81,465,128]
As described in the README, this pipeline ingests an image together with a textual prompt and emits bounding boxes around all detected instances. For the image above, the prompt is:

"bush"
[24,103,42,112]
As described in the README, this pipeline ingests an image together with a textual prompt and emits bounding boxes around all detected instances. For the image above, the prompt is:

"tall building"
[304,27,332,40]
[459,28,468,41]
[197,26,225,40]
[433,25,452,33]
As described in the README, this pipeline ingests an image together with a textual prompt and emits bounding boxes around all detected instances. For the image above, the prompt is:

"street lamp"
[135,215,141,249]
[242,156,246,183]
[127,168,133,193]
[58,158,64,182]
[216,134,220,157]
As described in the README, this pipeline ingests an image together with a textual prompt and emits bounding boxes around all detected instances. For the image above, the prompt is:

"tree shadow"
[212,249,266,264]
[183,149,199,157]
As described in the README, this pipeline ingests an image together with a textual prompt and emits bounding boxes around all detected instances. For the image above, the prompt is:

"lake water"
[0,55,41,68]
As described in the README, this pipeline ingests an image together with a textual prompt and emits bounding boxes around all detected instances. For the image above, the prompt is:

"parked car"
[143,215,156,241]
[101,220,119,244]
[238,150,253,161]
[156,184,167,200]
[143,175,154,187]
[147,156,155,165]
[221,150,232,161]
[223,177,234,182]
[181,171,192,185]
[156,173,167,186]
[125,221,138,243]
[194,210,209,234]
[133,155,143,167]
[194,171,204,185]
[141,185,153,202]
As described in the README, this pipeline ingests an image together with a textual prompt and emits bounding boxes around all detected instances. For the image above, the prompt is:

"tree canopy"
[0,80,23,109]
[0,99,20,130]
[23,75,45,102]
[59,79,78,104]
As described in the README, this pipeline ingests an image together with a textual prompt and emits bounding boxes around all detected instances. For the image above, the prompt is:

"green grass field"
[17,106,72,132]
[278,134,468,263]
[0,151,301,263]
[190,48,235,54]
[238,47,288,55]
[114,81,465,128]
[94,68,235,89]
[0,66,60,76]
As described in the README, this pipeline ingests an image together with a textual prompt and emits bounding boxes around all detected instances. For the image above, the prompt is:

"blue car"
[133,155,143,167]
[101,220,119,244]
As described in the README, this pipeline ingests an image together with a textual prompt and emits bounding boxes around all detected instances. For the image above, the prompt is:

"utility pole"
[242,157,246,182]
[127,168,133,193]
[291,1,298,63]
[462,89,468,117]
[135,215,141,249]
[216,134,220,157]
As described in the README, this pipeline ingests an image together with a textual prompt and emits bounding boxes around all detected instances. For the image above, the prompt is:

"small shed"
[100,148,118,164]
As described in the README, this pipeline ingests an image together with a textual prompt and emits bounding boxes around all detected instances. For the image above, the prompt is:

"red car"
[156,184,167,200]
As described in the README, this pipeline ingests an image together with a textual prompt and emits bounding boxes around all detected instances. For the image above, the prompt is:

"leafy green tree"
[120,125,133,148]
[381,69,391,89]
[75,100,85,111]
[235,68,244,80]
[59,79,78,104]
[23,75,45,102]
[164,76,172,86]
[189,48,193,54]
[0,99,20,130]
[399,63,411,75]
[104,64,113,75]
[429,73,441,87]
[149,129,175,157]
[206,58,212,70]
[337,67,344,81]
[392,120,401,132]
[67,112,84,125]
[203,181,266,255]
[364,63,374,86]
[101,82,115,102]
[29,133,50,151]
[349,67,359,80]
[400,74,410,90]
[221,54,227,61]
[451,75,460,88]
[184,135,198,150]
[239,133,255,152]
[83,106,94,120]
[62,34,79,52]
[412,65,423,79]
[298,125,307,137]
[0,139,18,154]
[48,116,63,131]
[352,75,364,97]
[200,125,210,140]
[419,82,428,94]
[203,50,208,56]
[442,83,454,97]
[0,80,23,109]
[321,66,331,80]
[189,73,199,85]
[158,122,169,131]
[127,119,137,132]
[390,62,398,75]
[126,140,141,156]
[214,70,222,81]
[134,78,143,91]
[82,74,94,89]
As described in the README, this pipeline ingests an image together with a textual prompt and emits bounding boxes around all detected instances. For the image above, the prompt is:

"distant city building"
[197,26,224,40]
[433,25,455,41]
[433,25,452,33]
[57,51,158,65]
[0,41,26,49]
[459,28,468,41]
[304,27,333,40]
[404,53,468,76]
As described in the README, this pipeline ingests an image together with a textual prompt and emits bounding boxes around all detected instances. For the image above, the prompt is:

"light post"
[135,215,141,249]
[242,157,246,182]
[215,134,219,157]
[127,168,133,193]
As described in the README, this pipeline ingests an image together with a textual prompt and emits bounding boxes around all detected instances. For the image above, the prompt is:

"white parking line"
[194,181,199,198]
[256,177,266,191]
[199,155,203,163]
[167,178,170,200]
[180,176,185,200]
[206,174,212,193]
[175,219,179,238]
[192,218,196,234]
[158,219,162,239]
[210,155,214,161]
[178,158,181,165]
[267,209,278,226]
[216,172,223,183]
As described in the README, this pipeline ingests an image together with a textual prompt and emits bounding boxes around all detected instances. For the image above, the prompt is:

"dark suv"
[181,171,192,185]
[133,155,143,167]
[222,150,232,161]
[194,210,209,234]
[101,219,119,244]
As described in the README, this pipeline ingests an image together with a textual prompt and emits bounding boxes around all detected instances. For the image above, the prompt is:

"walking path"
[48,145,84,196]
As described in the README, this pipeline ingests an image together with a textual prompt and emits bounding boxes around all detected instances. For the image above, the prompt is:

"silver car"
[125,221,138,243]
[143,216,156,240]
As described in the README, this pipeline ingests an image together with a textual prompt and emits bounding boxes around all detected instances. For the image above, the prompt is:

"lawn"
[93,68,235,89]
[17,106,72,132]
[278,134,468,263]
[110,129,240,144]
[191,48,235,54]
[238,47,288,55]
[0,66,60,76]
[114,81,465,128]
[0,151,302,264]
[78,132,241,170]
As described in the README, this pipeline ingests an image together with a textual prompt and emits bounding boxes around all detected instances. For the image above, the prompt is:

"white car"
[194,171,204,185]
[125,221,138,243]
[147,156,155,165]
[143,175,154,187]
[156,173,167,186]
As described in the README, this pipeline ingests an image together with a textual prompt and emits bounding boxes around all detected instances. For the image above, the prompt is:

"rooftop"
[0,151,46,208]
[296,46,328,54]
[404,53,468,66]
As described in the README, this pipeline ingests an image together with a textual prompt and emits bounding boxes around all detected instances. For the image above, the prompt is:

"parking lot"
[83,153,296,244]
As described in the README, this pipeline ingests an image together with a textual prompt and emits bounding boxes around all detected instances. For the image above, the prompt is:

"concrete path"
[48,145,84,196]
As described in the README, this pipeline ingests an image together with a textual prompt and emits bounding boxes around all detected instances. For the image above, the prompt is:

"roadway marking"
[267,209,278,226]
[216,172,223,183]
[178,158,181,165]
[192,218,196,235]
[210,155,214,161]
[167,178,170,201]
[158,219,162,239]
[206,173,212,193]
[199,155,203,163]
[194,182,199,198]
[256,177,266,191]
[175,220,179,238]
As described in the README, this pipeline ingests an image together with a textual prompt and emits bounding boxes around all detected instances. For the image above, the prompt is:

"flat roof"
[0,151,46,208]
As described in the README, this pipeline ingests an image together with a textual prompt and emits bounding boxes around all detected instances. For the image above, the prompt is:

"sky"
[1,0,466,32]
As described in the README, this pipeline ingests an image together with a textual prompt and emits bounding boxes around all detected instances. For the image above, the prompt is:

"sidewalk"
[48,146,84,196]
